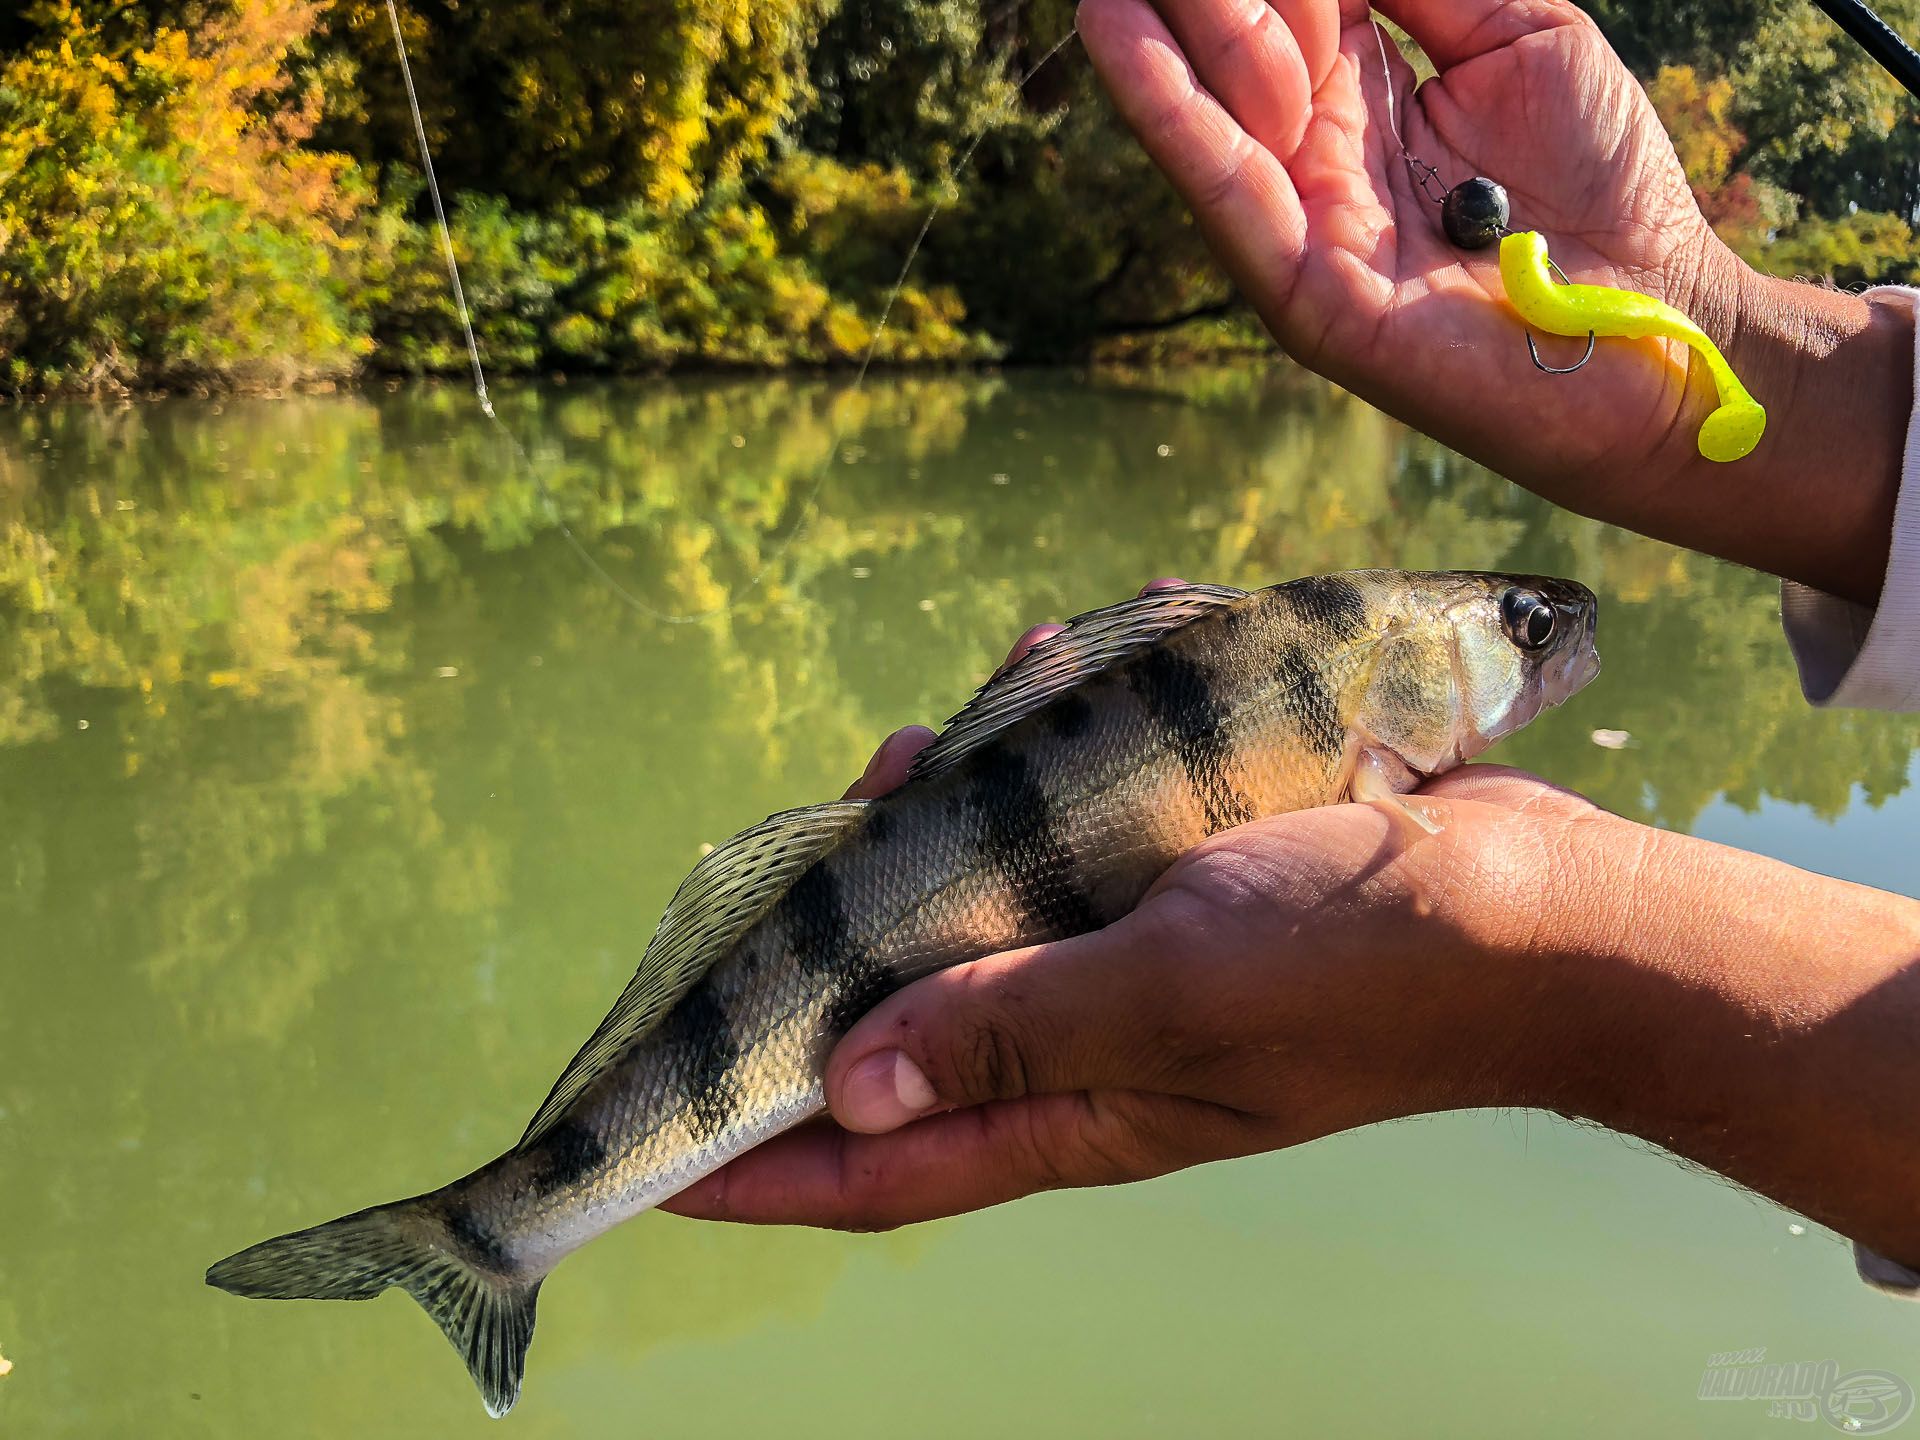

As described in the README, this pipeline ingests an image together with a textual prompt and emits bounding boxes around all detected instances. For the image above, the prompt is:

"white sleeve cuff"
[1779,286,1920,712]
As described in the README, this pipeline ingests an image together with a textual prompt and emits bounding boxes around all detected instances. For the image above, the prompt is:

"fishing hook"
[1524,256,1596,374]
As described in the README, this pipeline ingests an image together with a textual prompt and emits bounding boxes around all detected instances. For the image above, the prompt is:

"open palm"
[1077,0,1735,507]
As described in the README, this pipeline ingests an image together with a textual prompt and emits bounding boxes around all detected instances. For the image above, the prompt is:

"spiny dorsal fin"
[907,583,1250,782]
[517,800,869,1149]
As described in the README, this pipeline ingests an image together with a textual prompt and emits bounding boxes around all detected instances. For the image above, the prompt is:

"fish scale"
[207,569,1601,1416]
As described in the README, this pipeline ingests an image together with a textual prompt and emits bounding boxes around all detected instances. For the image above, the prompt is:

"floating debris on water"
[1156,444,1173,457]
[730,435,745,448]
[0,1346,12,1378]
[436,666,460,679]
[991,472,1010,486]
[1590,728,1633,750]
[851,566,872,579]
[1788,1223,1807,1236]
[918,598,937,612]
[75,719,89,731]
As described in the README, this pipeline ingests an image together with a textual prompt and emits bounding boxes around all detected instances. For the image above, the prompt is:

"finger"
[843,725,937,800]
[1419,763,1601,820]
[821,921,1177,1134]
[1000,622,1065,675]
[1139,576,1190,593]
[1078,0,1308,307]
[660,1090,1253,1229]
[1149,0,1315,160]
[1267,0,1350,90]
[1371,0,1585,72]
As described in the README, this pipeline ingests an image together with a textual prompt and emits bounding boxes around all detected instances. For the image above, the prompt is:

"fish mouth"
[1549,598,1602,706]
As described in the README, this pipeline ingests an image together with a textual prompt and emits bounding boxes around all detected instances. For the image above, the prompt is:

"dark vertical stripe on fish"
[1284,574,1371,641]
[1045,691,1094,740]
[661,981,739,1143]
[822,953,899,1037]
[786,852,892,1036]
[1129,647,1256,832]
[531,1118,608,1190]
[447,1207,511,1272]
[785,863,850,979]
[1273,641,1345,758]
[967,746,1102,938]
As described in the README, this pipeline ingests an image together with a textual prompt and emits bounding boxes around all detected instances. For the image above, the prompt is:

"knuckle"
[1194,139,1254,212]
[950,1006,1031,1101]
[919,962,1040,1103]
[1023,1093,1154,1189]
[994,1100,1078,1192]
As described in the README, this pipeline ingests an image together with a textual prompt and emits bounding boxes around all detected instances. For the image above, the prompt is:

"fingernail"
[840,1050,937,1133]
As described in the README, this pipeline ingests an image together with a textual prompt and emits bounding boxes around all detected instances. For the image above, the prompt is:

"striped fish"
[207,570,1599,1414]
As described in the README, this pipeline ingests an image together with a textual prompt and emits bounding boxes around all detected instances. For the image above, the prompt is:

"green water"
[1,368,1916,1438]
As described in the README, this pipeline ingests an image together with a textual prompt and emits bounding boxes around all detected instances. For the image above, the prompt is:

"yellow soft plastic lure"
[1498,230,1766,463]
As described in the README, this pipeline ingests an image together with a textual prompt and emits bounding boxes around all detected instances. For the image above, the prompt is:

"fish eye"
[1500,588,1557,651]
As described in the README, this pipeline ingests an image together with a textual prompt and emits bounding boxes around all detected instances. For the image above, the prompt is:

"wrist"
[1511,817,1920,1258]
[1686,245,1913,605]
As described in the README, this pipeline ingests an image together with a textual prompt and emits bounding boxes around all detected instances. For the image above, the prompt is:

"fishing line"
[1370,18,1595,374]
[380,0,1077,625]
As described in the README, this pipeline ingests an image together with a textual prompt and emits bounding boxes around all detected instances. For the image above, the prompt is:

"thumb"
[822,916,1175,1134]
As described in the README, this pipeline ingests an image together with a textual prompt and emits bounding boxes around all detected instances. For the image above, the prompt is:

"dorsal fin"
[517,800,869,1149]
[907,583,1250,782]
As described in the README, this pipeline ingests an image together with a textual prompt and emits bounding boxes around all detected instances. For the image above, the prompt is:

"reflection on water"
[1,370,1915,1437]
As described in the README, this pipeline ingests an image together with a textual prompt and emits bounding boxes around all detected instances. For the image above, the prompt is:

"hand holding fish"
[663,761,1602,1225]
[671,717,1920,1282]
[208,569,1920,1413]
[1073,0,1912,604]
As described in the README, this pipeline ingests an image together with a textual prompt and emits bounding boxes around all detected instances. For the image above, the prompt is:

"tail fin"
[206,1199,541,1418]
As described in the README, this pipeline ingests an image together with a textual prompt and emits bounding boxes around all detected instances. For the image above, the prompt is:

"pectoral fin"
[1348,746,1441,840]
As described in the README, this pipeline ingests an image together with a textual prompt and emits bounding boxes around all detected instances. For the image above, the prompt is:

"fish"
[206,569,1600,1415]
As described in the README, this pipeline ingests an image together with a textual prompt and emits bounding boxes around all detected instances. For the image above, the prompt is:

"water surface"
[2,370,1916,1437]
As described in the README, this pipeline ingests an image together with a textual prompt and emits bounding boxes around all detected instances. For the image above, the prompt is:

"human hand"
[1074,0,1912,604]
[663,584,1618,1227]
[663,749,1606,1227]
[665,589,1920,1254]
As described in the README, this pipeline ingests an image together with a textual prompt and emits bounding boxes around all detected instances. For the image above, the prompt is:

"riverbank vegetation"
[1,0,1915,394]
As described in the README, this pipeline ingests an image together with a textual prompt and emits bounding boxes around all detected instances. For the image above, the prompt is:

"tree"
[313,0,835,209]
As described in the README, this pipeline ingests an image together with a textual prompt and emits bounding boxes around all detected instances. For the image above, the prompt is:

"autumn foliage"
[0,0,1915,393]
